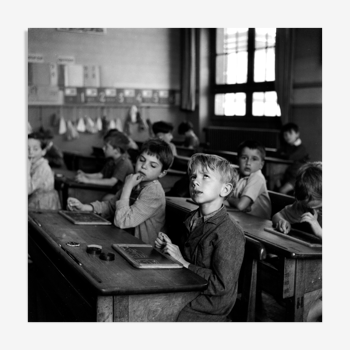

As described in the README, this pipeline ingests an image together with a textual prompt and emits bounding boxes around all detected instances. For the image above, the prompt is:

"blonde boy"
[155,153,245,322]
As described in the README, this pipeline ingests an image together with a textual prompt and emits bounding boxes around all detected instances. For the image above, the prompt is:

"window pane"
[215,93,246,116]
[235,93,246,116]
[254,49,266,83]
[254,28,276,83]
[216,28,225,54]
[252,92,281,117]
[215,94,225,115]
[255,28,276,49]
[216,28,248,85]
[265,91,281,116]
[252,92,264,116]
[224,28,248,53]
[266,47,275,81]
[216,55,225,84]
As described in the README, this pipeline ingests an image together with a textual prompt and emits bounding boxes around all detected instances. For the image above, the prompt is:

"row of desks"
[28,210,207,322]
[53,168,185,209]
[28,197,321,322]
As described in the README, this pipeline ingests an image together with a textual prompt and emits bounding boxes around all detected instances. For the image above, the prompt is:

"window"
[214,28,281,118]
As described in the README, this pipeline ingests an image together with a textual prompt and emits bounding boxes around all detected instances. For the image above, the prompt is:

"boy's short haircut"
[140,138,174,171]
[28,132,49,149]
[152,121,174,135]
[237,140,266,161]
[188,153,239,195]
[103,129,130,153]
[294,161,322,202]
[178,121,193,135]
[281,122,299,134]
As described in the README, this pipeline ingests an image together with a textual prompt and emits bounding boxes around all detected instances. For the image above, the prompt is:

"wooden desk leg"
[97,296,113,322]
[287,259,322,322]
[241,259,258,322]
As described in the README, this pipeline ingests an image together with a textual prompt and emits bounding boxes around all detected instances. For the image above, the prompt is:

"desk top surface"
[28,210,207,295]
[166,197,322,259]
[53,168,113,191]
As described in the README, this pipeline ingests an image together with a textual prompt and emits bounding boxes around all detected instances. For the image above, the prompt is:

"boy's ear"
[260,160,265,170]
[220,183,233,198]
[157,169,168,179]
[41,148,47,157]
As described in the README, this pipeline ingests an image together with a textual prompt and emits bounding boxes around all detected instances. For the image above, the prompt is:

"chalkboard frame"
[59,210,112,225]
[112,244,183,269]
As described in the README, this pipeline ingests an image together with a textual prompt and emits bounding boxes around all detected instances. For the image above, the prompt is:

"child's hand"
[76,170,85,175]
[162,242,189,267]
[67,197,85,211]
[242,205,252,213]
[274,219,291,234]
[124,173,144,189]
[300,211,322,238]
[155,232,171,249]
[75,173,88,183]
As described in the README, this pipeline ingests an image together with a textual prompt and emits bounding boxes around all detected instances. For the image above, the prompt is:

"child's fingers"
[163,234,171,243]
[136,173,144,181]
[154,238,163,248]
[159,232,171,243]
[277,220,290,233]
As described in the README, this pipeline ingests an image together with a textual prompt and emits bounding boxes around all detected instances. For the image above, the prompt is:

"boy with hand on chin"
[68,138,173,245]
[272,161,322,322]
[272,161,322,239]
[155,154,245,322]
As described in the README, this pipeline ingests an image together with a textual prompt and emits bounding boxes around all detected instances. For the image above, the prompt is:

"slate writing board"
[59,210,112,225]
[264,227,322,248]
[112,244,183,269]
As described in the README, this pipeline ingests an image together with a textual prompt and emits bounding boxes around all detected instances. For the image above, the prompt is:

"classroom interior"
[28,28,322,322]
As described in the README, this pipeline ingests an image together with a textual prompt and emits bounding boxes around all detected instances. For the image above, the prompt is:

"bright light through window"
[215,28,280,118]
[253,91,281,117]
[216,28,248,84]
[254,28,276,82]
[215,93,246,116]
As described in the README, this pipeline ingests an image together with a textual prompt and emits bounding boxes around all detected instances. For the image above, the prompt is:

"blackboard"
[59,210,112,225]
[112,244,183,269]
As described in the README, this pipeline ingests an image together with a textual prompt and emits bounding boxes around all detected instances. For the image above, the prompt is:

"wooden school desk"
[165,197,322,322]
[28,210,207,322]
[53,168,187,205]
[53,168,114,209]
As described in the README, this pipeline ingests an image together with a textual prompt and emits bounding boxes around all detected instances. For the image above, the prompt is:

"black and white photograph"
[3,2,349,349]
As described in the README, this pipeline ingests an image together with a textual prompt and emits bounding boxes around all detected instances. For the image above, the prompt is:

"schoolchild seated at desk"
[155,153,245,322]
[28,132,61,210]
[177,121,200,149]
[226,140,271,220]
[272,161,322,238]
[272,161,322,321]
[75,130,134,200]
[67,138,174,246]
[274,123,310,195]
[152,121,177,156]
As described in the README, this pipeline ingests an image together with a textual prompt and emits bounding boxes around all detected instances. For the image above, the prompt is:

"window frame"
[210,28,281,129]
